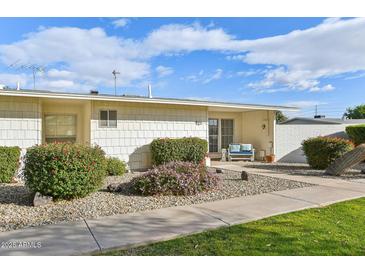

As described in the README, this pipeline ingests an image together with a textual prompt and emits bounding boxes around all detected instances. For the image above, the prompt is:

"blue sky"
[0,17,364,117]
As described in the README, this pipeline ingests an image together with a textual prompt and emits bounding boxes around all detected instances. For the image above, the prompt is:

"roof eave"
[0,89,298,112]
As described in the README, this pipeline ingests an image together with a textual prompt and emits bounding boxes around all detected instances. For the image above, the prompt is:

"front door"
[208,118,219,152]
[221,119,234,150]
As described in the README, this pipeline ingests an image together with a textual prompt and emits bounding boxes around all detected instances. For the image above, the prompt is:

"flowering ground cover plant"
[132,161,221,196]
[24,143,107,199]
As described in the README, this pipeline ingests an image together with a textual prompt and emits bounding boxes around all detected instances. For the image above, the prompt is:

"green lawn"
[101,198,365,256]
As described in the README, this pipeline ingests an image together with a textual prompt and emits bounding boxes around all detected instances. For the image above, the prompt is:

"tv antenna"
[112,70,120,95]
[8,60,45,90]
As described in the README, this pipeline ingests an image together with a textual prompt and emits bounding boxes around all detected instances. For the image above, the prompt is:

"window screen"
[99,110,117,128]
[208,119,219,153]
[221,119,233,149]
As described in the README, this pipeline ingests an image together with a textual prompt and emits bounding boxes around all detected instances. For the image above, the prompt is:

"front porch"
[207,108,276,161]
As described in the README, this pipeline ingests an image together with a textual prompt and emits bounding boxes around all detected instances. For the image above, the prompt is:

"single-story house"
[276,117,365,163]
[0,88,296,169]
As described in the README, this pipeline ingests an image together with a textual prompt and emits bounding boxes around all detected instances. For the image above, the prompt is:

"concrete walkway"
[1,164,365,256]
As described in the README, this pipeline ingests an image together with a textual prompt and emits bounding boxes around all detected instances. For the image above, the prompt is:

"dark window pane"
[221,119,234,149]
[208,118,219,152]
[108,110,117,127]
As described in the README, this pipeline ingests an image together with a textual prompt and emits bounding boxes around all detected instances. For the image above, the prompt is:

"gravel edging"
[243,162,365,182]
[0,169,313,232]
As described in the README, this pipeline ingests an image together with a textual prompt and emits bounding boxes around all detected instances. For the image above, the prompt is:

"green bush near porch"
[302,137,354,169]
[346,124,365,145]
[106,157,127,176]
[150,137,208,165]
[0,146,21,184]
[24,143,107,199]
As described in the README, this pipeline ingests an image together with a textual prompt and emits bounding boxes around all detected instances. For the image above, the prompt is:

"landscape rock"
[216,168,224,174]
[33,192,53,207]
[241,171,249,181]
[1,169,312,232]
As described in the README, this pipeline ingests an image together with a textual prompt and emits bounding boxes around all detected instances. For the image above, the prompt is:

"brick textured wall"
[91,101,208,169]
[0,96,41,148]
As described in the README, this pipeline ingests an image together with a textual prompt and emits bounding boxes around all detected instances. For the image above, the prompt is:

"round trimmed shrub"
[106,157,127,176]
[24,143,107,200]
[346,124,365,145]
[302,137,354,169]
[151,137,208,165]
[132,161,220,196]
[0,146,21,183]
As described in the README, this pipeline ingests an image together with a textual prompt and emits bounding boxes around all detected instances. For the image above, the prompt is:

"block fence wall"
[275,124,351,163]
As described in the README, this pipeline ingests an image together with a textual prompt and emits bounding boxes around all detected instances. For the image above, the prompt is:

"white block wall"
[276,124,351,163]
[91,101,208,169]
[0,96,41,148]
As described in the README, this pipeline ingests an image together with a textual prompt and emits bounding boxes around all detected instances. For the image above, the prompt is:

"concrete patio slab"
[195,192,315,225]
[0,220,98,256]
[86,206,227,252]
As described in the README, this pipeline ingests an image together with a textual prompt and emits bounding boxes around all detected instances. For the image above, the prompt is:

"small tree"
[344,104,365,119]
[276,111,288,123]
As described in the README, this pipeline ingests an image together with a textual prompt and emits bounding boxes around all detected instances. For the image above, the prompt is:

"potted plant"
[265,154,275,163]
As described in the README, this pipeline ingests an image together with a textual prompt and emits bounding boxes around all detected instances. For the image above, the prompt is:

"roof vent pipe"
[148,84,152,98]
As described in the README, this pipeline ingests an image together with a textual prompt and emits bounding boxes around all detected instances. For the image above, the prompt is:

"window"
[208,119,219,153]
[99,110,117,128]
[45,114,77,143]
[221,119,234,149]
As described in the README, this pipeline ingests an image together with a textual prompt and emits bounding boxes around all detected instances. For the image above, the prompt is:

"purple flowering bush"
[132,161,221,196]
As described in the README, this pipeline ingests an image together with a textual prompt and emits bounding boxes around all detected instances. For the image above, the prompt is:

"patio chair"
[227,143,255,162]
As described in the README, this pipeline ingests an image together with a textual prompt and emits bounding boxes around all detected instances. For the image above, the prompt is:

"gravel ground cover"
[242,162,365,182]
[0,169,312,232]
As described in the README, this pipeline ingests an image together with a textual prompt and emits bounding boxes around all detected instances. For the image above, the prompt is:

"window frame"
[44,113,77,144]
[99,109,118,128]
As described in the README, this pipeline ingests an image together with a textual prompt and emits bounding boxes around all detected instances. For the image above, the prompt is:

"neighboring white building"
[0,89,296,169]
[276,117,365,163]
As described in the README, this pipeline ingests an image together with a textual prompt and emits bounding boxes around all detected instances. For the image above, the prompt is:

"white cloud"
[155,65,174,78]
[1,18,365,92]
[47,69,74,78]
[0,73,28,87]
[0,27,150,91]
[284,100,327,108]
[112,18,130,28]
[183,69,223,84]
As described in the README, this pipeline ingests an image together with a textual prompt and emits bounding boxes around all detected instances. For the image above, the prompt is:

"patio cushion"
[229,144,241,153]
[240,144,252,151]
[230,151,253,155]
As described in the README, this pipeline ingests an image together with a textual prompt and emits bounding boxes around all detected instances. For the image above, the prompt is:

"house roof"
[0,88,298,112]
[280,117,365,125]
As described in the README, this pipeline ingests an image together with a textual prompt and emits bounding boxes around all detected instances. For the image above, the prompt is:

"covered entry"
[41,98,91,144]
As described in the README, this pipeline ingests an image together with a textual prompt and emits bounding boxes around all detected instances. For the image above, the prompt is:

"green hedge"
[151,137,208,165]
[346,124,365,145]
[302,137,354,169]
[106,157,127,176]
[0,146,21,183]
[24,143,107,200]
